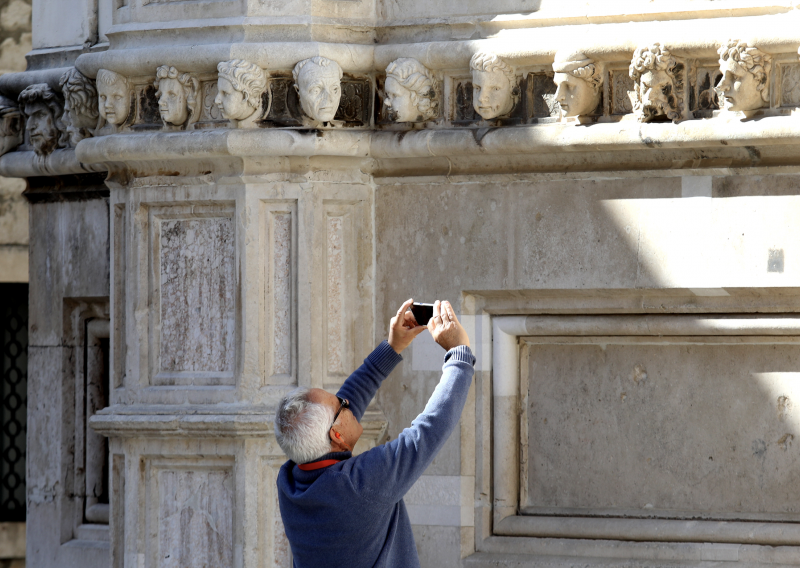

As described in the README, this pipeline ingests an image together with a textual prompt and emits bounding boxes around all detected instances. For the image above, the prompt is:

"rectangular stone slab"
[523,336,800,521]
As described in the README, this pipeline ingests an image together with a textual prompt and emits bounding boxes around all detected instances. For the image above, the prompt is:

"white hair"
[274,387,334,464]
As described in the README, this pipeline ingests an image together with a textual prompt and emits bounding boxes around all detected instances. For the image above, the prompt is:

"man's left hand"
[388,298,427,354]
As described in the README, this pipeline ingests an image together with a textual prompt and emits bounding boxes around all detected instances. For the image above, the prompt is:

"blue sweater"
[277,340,476,568]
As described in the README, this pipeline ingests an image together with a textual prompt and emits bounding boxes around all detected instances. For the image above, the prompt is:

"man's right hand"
[427,300,470,351]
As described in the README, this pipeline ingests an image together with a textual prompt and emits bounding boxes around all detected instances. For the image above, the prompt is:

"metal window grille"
[0,284,27,522]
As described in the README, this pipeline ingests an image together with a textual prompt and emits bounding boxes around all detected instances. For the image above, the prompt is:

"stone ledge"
[0,149,106,178]
[89,405,388,439]
[66,117,800,176]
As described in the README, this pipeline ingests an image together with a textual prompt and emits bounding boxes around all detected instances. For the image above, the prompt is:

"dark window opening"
[0,284,27,523]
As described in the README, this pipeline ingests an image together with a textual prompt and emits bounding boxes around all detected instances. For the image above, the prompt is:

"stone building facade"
[4,1,800,567]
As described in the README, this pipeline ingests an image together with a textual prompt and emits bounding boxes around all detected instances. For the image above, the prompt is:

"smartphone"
[410,303,434,326]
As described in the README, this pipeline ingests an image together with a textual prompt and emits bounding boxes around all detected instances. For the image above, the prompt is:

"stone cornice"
[89,404,389,439]
[0,149,106,178]
[68,116,800,177]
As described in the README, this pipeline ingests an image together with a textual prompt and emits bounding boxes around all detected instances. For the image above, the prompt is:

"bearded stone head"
[18,83,67,156]
[629,43,684,123]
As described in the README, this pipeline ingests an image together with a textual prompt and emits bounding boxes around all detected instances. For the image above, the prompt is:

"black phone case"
[411,303,434,325]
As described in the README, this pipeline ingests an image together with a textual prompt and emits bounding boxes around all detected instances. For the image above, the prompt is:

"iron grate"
[0,284,27,522]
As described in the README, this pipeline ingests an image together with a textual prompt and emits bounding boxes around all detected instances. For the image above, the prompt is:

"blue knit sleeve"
[337,341,403,422]
[346,345,476,504]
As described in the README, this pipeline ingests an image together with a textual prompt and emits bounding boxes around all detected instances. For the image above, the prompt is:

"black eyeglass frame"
[330,396,350,430]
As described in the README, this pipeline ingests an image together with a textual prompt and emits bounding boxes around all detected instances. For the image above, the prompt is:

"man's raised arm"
[337,298,426,421]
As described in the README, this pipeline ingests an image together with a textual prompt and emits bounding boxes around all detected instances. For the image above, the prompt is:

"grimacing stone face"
[638,69,672,119]
[716,58,764,112]
[384,77,421,122]
[98,81,130,126]
[296,64,341,123]
[554,72,599,117]
[25,101,57,155]
[215,77,254,121]
[157,77,189,125]
[472,69,514,120]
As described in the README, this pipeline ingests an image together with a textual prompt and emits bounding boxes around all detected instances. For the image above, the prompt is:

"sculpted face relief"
[96,69,131,127]
[215,60,268,123]
[552,51,602,119]
[293,57,343,124]
[154,66,199,127]
[384,58,438,123]
[59,68,99,144]
[0,96,22,157]
[18,83,66,156]
[629,44,684,123]
[470,52,517,120]
[157,78,187,124]
[716,41,771,112]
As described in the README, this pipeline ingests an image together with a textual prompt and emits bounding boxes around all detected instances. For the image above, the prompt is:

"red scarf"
[297,459,341,471]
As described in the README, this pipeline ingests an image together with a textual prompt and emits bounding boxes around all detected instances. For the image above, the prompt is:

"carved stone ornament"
[716,40,772,113]
[629,43,684,123]
[0,95,23,157]
[293,56,343,126]
[18,83,68,156]
[215,59,269,126]
[470,51,518,120]
[552,50,602,119]
[59,67,100,145]
[384,58,438,122]
[154,65,200,127]
[96,69,133,127]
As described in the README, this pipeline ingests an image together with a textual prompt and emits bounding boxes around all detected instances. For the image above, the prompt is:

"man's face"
[716,58,763,112]
[297,64,341,123]
[215,77,254,121]
[472,69,514,120]
[384,77,419,122]
[554,72,599,118]
[308,388,363,451]
[638,69,672,120]
[25,102,57,155]
[158,78,188,125]
[98,81,130,126]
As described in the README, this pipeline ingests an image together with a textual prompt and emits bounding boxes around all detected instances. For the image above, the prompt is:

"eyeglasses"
[330,396,349,430]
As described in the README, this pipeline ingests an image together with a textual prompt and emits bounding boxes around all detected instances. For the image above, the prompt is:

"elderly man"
[275,299,475,568]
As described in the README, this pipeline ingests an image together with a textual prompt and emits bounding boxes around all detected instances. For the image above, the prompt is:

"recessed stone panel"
[524,337,800,520]
[153,206,236,385]
[148,458,234,568]
[263,202,296,385]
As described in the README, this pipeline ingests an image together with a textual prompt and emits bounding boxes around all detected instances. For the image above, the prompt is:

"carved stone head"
[716,41,772,112]
[59,67,99,145]
[552,50,602,118]
[215,59,268,122]
[629,44,684,123]
[18,83,67,156]
[293,56,343,124]
[154,65,199,126]
[384,58,438,122]
[0,95,23,157]
[469,52,517,120]
[96,69,132,126]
